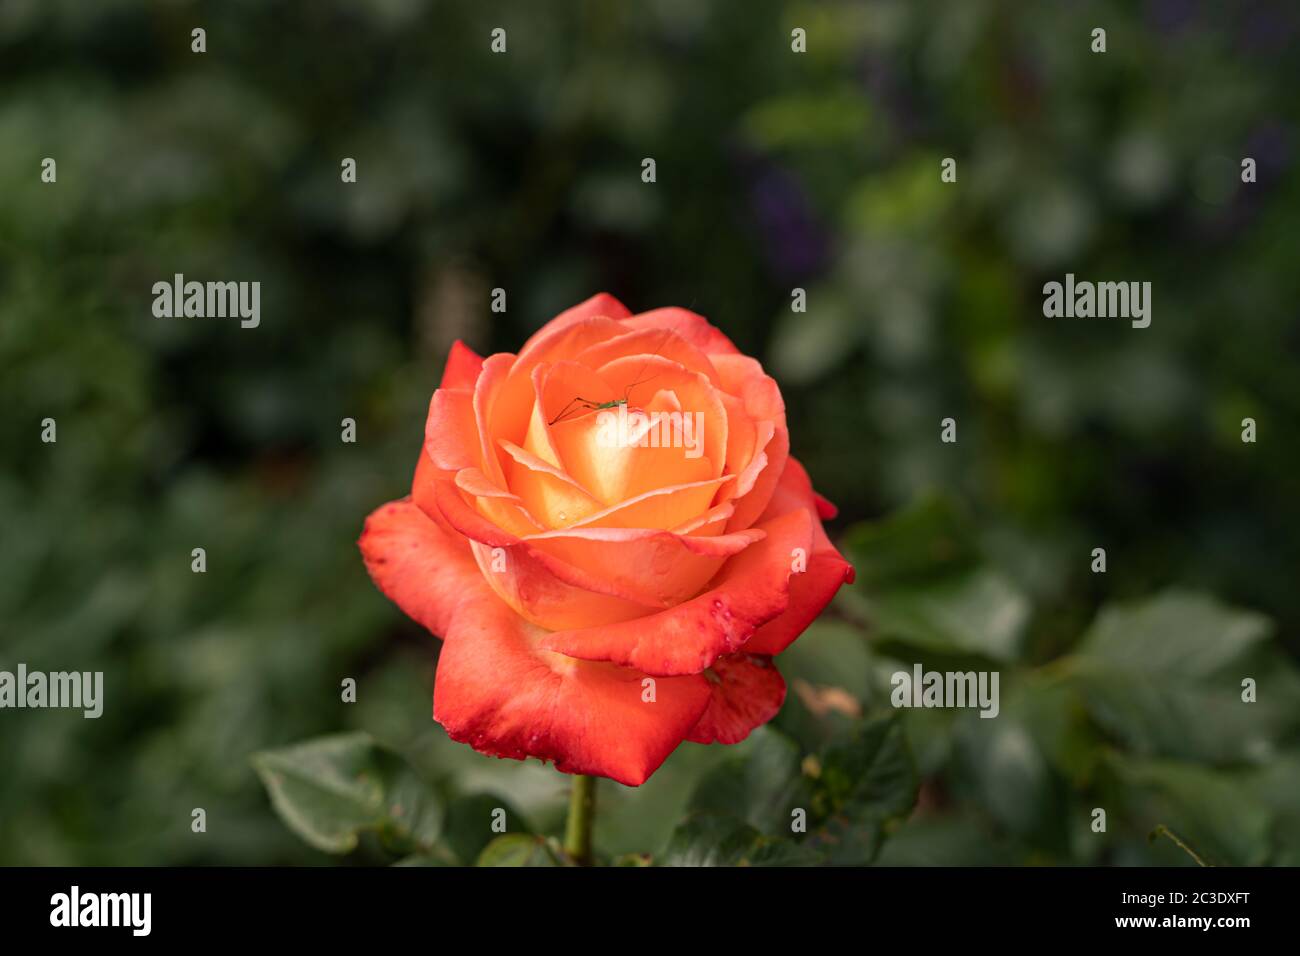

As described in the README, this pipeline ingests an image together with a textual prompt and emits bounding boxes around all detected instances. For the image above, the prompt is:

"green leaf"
[770,620,883,750]
[952,685,1073,847]
[662,814,819,867]
[869,567,1030,662]
[768,293,858,385]
[441,792,532,866]
[1067,590,1300,763]
[1107,755,1272,867]
[806,713,919,864]
[1244,756,1300,866]
[1076,589,1271,675]
[392,851,456,867]
[476,834,563,867]
[688,727,813,835]
[674,715,919,865]
[251,732,441,855]
[846,155,955,235]
[843,495,1029,662]
[876,815,1020,866]
[590,735,747,861]
[742,89,872,150]
[843,494,977,589]
[775,620,878,703]
[816,713,918,820]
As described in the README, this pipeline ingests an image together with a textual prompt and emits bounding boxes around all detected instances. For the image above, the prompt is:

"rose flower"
[360,294,853,786]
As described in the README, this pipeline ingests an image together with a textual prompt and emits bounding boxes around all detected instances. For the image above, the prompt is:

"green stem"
[1150,824,1211,867]
[563,774,598,865]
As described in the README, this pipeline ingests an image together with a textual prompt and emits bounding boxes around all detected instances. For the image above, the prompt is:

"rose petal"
[473,353,515,486]
[813,491,838,520]
[624,307,741,357]
[741,551,852,657]
[358,497,478,638]
[743,457,855,656]
[424,388,479,472]
[730,425,787,530]
[498,438,603,529]
[686,653,787,745]
[516,293,632,360]
[537,508,812,675]
[358,491,711,787]
[441,340,484,390]
[672,500,735,537]
[433,477,670,627]
[523,523,764,608]
[709,354,789,532]
[573,327,722,388]
[413,446,458,536]
[467,539,660,629]
[718,392,758,483]
[433,589,710,787]
[723,418,774,503]
[454,467,546,538]
[549,402,717,505]
[566,476,734,532]
[492,317,630,450]
[529,360,615,469]
[711,354,784,419]
[594,354,728,480]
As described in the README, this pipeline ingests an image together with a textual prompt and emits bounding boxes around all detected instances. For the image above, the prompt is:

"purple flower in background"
[1145,0,1200,35]
[1246,123,1293,177]
[856,54,921,139]
[736,150,830,282]
[1235,0,1298,56]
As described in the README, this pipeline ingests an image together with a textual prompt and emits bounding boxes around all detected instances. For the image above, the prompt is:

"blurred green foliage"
[2,0,1297,865]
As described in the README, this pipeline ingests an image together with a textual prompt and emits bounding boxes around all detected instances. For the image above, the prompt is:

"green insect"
[546,370,665,426]
[547,330,674,426]
[547,393,631,426]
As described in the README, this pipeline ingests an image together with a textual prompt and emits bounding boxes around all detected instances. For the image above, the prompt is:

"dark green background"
[2,0,1297,865]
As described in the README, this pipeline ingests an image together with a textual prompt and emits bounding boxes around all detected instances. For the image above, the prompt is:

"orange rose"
[359,294,853,785]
